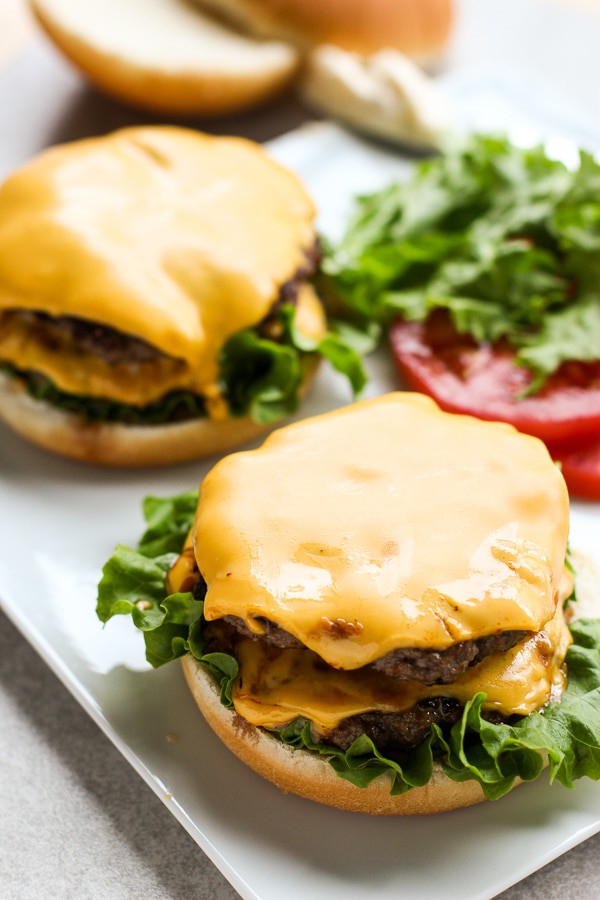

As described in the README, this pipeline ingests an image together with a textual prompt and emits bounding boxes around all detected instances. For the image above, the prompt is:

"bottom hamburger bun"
[0,362,317,467]
[31,0,299,117]
[181,653,486,815]
[181,550,600,816]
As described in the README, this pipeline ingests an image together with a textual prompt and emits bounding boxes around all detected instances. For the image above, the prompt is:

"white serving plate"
[2,82,600,900]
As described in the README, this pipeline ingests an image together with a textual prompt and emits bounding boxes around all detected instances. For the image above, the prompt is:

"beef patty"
[203,617,510,753]
[220,614,529,686]
[321,696,464,751]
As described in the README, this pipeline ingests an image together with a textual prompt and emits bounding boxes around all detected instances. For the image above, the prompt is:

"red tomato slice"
[390,314,600,445]
[550,438,600,502]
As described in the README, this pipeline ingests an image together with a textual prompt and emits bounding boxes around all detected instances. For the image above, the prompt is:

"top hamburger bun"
[31,0,300,116]
[195,0,454,63]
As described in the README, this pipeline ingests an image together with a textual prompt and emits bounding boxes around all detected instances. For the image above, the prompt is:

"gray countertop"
[3,1,600,896]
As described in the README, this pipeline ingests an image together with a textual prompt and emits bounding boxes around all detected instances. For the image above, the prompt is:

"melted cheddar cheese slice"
[0,285,325,406]
[196,393,570,669]
[0,127,316,402]
[232,602,572,730]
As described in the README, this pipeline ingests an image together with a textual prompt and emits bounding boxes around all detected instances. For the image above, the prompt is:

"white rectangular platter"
[2,78,600,900]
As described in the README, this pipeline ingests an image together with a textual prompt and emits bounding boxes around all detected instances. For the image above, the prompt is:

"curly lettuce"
[96,492,600,800]
[325,134,600,393]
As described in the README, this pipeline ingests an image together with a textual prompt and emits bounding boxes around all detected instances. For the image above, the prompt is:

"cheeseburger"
[0,126,359,466]
[97,393,600,814]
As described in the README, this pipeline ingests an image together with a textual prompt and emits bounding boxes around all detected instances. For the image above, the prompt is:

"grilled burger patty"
[322,698,508,754]
[203,617,511,753]
[220,614,529,685]
[18,311,162,365]
[322,697,464,751]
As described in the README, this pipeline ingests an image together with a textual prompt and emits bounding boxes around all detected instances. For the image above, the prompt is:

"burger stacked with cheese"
[97,393,600,814]
[0,126,362,466]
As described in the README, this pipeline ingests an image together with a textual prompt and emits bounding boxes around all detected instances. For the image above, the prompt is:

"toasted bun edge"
[32,0,299,116]
[181,654,486,815]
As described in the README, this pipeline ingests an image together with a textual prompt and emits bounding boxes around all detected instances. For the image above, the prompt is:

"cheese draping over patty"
[196,393,570,670]
[0,285,325,406]
[0,127,317,402]
[231,599,572,729]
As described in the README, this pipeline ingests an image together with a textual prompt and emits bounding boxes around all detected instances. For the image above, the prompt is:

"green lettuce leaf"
[219,329,304,424]
[516,291,600,393]
[281,305,367,394]
[96,492,600,799]
[96,541,200,667]
[218,303,367,424]
[201,653,239,706]
[139,491,199,557]
[325,134,600,392]
[274,718,436,794]
[443,620,600,796]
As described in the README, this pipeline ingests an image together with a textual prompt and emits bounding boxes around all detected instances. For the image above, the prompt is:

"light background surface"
[3,2,600,899]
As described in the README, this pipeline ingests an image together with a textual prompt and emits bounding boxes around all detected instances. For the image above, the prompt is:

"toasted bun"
[181,653,486,815]
[31,0,299,116]
[195,0,454,62]
[0,364,316,467]
[182,551,600,815]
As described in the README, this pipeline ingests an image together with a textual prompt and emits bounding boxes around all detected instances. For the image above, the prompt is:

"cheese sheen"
[196,393,570,669]
[0,127,315,398]
[0,285,325,406]
[231,601,572,730]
